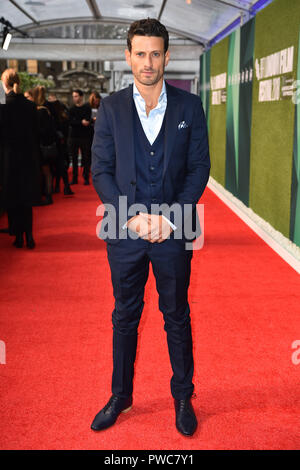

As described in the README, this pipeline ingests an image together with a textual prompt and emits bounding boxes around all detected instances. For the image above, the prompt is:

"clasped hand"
[127,213,173,243]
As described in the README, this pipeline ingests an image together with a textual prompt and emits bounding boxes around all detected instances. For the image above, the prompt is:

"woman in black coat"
[44,93,74,195]
[32,85,60,205]
[0,69,41,248]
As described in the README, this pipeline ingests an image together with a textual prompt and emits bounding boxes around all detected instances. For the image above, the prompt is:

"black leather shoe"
[43,195,53,205]
[174,398,197,436]
[25,232,36,249]
[64,186,74,195]
[13,233,24,248]
[91,395,132,431]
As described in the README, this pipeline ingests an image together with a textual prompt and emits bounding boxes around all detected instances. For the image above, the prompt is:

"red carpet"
[0,174,300,450]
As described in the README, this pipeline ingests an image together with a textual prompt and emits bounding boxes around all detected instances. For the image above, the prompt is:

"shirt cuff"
[162,215,177,231]
[123,215,177,231]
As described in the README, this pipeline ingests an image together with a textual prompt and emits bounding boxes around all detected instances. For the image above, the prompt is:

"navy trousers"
[106,234,194,400]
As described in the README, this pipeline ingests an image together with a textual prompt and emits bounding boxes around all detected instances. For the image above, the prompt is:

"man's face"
[72,92,82,105]
[48,94,57,102]
[125,35,169,87]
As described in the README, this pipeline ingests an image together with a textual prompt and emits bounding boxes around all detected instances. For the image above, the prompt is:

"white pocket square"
[178,121,189,130]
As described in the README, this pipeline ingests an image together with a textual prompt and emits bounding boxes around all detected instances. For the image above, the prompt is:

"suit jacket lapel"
[119,84,136,187]
[163,83,181,179]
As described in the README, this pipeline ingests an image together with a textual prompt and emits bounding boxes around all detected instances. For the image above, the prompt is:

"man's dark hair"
[72,89,83,96]
[127,18,169,54]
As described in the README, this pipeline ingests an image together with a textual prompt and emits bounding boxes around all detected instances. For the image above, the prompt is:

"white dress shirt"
[133,80,167,145]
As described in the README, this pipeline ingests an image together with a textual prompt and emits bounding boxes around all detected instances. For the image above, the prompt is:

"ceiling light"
[24,1,45,5]
[133,3,154,8]
[2,28,12,51]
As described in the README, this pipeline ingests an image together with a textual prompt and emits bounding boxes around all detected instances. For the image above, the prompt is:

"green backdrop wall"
[199,0,300,248]
[226,18,255,206]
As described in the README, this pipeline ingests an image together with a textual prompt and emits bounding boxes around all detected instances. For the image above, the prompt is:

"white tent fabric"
[1,0,263,45]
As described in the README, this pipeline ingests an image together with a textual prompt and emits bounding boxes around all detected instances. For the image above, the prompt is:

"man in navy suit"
[91,18,210,437]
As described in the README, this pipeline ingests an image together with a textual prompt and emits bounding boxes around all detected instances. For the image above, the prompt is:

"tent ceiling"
[2,0,266,45]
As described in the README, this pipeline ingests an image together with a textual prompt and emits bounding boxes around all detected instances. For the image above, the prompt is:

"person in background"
[69,89,92,185]
[89,91,101,125]
[0,102,9,234]
[32,85,57,205]
[45,93,74,196]
[24,88,34,101]
[88,91,101,167]
[47,92,58,103]
[0,69,41,248]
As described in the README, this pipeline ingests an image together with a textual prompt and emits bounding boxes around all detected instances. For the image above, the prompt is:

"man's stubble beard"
[133,60,165,87]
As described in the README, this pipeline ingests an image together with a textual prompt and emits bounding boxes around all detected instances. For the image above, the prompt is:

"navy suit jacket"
[91,82,210,244]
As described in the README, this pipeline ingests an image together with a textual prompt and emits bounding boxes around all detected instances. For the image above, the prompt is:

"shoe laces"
[103,395,119,414]
[178,393,197,410]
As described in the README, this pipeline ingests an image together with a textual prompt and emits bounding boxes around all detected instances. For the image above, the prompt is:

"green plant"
[18,71,55,93]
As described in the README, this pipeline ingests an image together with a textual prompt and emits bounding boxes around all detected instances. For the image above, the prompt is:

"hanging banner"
[199,50,211,132]
[225,18,255,206]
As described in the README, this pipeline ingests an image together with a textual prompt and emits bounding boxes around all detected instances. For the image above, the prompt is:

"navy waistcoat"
[133,100,166,213]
